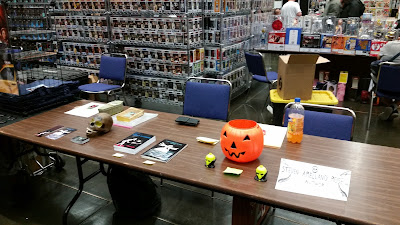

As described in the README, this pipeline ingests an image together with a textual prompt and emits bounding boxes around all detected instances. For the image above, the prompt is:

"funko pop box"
[277,54,330,100]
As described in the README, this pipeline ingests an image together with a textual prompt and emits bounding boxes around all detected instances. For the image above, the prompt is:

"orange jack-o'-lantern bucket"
[220,119,264,163]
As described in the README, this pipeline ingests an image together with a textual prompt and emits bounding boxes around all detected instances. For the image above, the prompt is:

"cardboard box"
[277,54,330,100]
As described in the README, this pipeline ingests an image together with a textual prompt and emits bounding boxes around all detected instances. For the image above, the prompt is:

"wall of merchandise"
[48,0,273,105]
[260,14,397,57]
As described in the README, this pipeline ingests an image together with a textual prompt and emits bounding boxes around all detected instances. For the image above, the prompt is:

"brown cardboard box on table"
[277,54,330,100]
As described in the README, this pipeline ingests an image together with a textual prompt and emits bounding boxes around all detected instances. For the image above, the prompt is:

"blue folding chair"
[367,62,400,130]
[162,77,231,193]
[244,52,278,121]
[78,54,127,103]
[183,77,232,121]
[283,103,356,141]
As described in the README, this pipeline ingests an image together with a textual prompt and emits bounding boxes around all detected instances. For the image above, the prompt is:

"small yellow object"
[197,137,219,145]
[339,71,348,84]
[116,107,144,122]
[255,165,268,182]
[205,153,216,168]
[223,167,243,175]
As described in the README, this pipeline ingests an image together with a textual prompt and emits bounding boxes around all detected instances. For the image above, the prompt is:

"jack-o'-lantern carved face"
[220,120,264,163]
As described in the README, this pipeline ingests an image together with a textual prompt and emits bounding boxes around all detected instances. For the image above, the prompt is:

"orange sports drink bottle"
[287,98,304,144]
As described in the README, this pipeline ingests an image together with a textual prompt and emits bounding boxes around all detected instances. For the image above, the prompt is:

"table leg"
[63,156,102,225]
[232,196,270,225]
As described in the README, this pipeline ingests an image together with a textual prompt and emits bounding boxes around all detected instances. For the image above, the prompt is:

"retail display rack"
[50,0,274,105]
[110,0,205,106]
[4,0,87,94]
[204,0,273,96]
[7,0,56,53]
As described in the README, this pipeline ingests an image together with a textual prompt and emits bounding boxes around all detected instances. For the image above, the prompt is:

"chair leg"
[259,84,273,122]
[367,91,374,130]
[121,90,128,106]
[244,80,255,104]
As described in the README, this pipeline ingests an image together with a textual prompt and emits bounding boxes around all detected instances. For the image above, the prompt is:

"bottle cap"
[295,97,301,102]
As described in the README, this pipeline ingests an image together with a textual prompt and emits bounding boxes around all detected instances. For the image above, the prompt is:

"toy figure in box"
[332,36,345,53]
[321,35,333,49]
[301,34,320,48]
[335,19,343,35]
[345,18,359,36]
[344,36,357,51]
[302,15,312,33]
[355,39,371,54]
[323,16,336,34]
[385,30,396,41]
[311,17,323,34]
[373,19,386,40]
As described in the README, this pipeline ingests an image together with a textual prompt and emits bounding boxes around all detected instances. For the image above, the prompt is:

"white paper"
[288,30,298,45]
[112,113,158,128]
[112,153,125,158]
[143,160,156,165]
[258,123,287,149]
[275,158,351,201]
[64,102,105,118]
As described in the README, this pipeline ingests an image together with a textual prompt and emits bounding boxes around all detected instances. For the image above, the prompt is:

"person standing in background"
[281,0,302,22]
[339,0,365,18]
[274,8,281,15]
[323,0,341,17]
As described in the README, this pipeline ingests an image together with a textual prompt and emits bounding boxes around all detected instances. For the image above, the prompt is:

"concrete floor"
[0,80,399,225]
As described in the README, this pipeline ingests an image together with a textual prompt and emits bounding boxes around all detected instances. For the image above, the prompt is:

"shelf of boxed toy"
[259,14,396,58]
[203,11,251,93]
[126,74,185,105]
[202,0,273,95]
[50,0,106,14]
[109,0,203,17]
[110,15,203,50]
[7,0,54,51]
[53,0,205,105]
[58,42,110,69]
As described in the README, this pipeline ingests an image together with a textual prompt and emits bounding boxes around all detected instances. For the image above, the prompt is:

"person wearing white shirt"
[281,0,302,23]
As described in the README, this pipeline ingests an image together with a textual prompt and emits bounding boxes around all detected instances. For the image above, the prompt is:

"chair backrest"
[377,64,400,94]
[245,52,267,77]
[99,55,127,81]
[183,77,231,121]
[283,103,356,141]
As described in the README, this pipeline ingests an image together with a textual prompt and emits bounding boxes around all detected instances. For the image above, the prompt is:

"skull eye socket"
[90,120,103,128]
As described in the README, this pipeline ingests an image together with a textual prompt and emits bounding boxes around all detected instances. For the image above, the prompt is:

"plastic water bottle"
[287,98,304,144]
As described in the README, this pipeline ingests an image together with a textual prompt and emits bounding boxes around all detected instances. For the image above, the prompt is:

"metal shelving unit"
[110,0,205,106]
[46,0,275,104]
[203,1,252,96]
